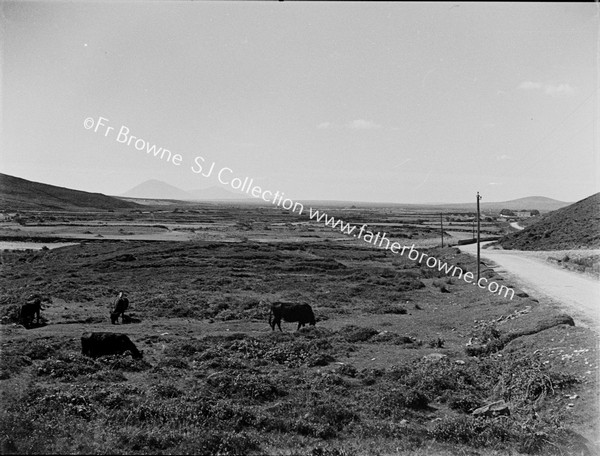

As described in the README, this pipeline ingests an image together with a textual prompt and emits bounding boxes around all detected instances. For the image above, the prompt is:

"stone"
[423,353,447,363]
[472,400,510,417]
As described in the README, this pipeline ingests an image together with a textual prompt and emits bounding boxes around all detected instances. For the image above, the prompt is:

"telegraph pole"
[477,192,482,281]
[440,213,444,248]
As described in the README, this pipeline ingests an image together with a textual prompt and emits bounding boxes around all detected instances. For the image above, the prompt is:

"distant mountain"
[0,173,139,211]
[499,193,600,250]
[122,180,194,200]
[482,196,571,212]
[432,196,571,212]
[122,180,251,200]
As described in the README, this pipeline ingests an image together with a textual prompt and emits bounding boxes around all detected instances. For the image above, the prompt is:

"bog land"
[0,197,598,455]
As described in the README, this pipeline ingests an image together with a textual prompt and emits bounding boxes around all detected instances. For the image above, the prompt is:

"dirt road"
[509,221,524,230]
[460,243,600,329]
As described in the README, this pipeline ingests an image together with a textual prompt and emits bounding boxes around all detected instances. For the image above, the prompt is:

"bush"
[22,339,61,360]
[377,388,429,418]
[97,355,151,372]
[495,354,579,407]
[430,415,514,447]
[428,338,445,348]
[36,354,100,380]
[380,305,407,314]
[206,371,287,402]
[336,364,358,377]
[448,394,481,413]
[0,354,32,379]
[337,325,378,342]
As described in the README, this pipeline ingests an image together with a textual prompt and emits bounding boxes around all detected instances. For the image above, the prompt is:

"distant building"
[514,211,531,218]
[500,209,539,218]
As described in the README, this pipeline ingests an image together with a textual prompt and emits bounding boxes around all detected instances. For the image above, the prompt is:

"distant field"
[0,203,502,247]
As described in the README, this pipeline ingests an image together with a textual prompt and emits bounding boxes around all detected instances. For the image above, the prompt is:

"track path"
[460,243,600,329]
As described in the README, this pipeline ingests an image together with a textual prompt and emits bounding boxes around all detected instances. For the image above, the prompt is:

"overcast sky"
[1,2,598,204]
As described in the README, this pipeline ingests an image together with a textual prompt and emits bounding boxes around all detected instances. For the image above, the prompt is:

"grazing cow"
[20,298,42,328]
[81,332,143,359]
[269,302,316,331]
[110,291,129,324]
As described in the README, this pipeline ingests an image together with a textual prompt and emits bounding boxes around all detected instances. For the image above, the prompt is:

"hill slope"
[483,196,571,212]
[499,193,600,250]
[0,174,139,211]
[436,196,570,212]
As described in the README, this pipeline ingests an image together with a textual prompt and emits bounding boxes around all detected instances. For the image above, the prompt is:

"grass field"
[0,205,598,455]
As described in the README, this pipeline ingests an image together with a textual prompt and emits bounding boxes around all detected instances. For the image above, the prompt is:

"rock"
[455,359,465,365]
[502,314,575,346]
[472,400,510,417]
[423,353,447,363]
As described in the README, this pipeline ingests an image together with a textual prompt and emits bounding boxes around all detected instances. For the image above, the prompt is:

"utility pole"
[477,192,482,282]
[440,213,444,248]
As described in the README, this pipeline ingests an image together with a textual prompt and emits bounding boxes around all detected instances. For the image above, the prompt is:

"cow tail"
[268,306,273,327]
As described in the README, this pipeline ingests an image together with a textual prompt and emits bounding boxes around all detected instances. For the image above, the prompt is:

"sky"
[1,1,598,204]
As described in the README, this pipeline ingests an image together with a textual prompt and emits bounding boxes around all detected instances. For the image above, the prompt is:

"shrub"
[495,354,579,408]
[337,325,378,343]
[97,355,151,372]
[36,354,100,380]
[336,364,358,377]
[377,388,429,418]
[381,305,407,314]
[0,354,32,379]
[151,384,183,399]
[447,394,481,413]
[428,338,445,348]
[22,339,61,360]
[206,371,287,402]
[429,415,514,447]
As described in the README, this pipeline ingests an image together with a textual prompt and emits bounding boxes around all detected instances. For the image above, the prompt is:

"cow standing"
[81,332,143,359]
[269,302,316,331]
[20,298,42,329]
[110,292,129,324]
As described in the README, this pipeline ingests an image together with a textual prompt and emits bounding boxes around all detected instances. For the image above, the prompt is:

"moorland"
[0,187,598,455]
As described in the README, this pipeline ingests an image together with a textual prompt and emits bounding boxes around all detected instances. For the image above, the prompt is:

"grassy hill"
[499,193,600,250]
[0,174,140,211]
[429,196,571,213]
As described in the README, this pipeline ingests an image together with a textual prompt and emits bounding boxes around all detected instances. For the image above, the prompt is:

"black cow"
[20,298,42,328]
[110,292,129,324]
[81,332,143,359]
[269,302,316,331]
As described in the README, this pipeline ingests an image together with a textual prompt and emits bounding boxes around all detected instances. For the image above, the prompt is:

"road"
[460,243,600,329]
[509,221,524,230]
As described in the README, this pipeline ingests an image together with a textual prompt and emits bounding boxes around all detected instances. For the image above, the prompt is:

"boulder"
[472,400,510,417]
